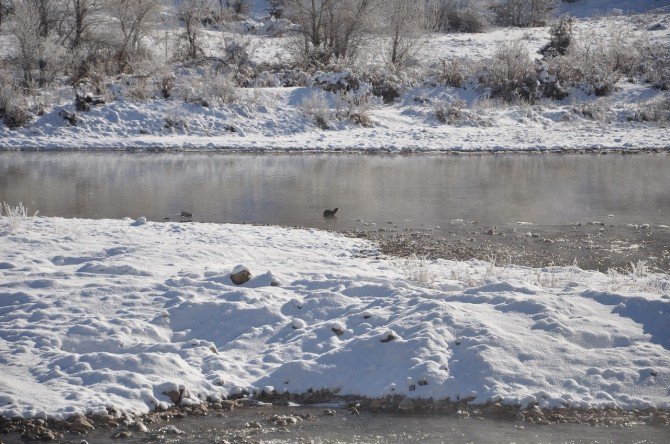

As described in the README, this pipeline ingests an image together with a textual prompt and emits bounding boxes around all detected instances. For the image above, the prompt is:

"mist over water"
[1,152,668,228]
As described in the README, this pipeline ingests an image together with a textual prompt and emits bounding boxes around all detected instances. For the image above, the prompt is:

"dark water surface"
[1,152,668,228]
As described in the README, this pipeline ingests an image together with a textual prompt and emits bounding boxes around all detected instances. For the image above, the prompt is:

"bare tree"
[26,0,57,37]
[60,0,105,49]
[176,0,216,60]
[382,0,433,67]
[107,0,161,71]
[284,0,379,63]
[7,0,63,86]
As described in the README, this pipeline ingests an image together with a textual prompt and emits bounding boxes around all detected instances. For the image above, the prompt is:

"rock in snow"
[0,216,669,421]
[230,264,251,285]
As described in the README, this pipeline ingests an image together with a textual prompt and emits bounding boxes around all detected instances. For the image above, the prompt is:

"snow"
[0,84,668,152]
[1,216,669,420]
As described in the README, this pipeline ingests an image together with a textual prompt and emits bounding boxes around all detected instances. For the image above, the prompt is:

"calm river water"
[1,152,668,228]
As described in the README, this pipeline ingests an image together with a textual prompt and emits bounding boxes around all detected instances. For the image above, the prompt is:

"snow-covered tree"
[61,0,105,49]
[382,0,434,67]
[7,0,64,86]
[107,0,161,71]
[284,0,379,63]
[176,0,216,60]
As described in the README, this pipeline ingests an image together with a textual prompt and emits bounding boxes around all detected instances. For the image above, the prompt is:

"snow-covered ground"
[1,216,668,420]
[1,81,668,152]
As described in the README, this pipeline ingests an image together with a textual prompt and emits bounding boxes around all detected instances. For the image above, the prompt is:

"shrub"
[493,0,557,27]
[629,97,670,123]
[207,74,239,105]
[639,44,670,90]
[336,90,374,127]
[164,113,189,131]
[0,88,32,129]
[433,99,490,126]
[444,7,490,33]
[540,15,574,58]
[125,77,154,101]
[2,202,38,233]
[438,58,471,88]
[300,91,333,130]
[155,74,176,99]
[367,73,402,104]
[571,101,608,121]
[546,26,644,96]
[480,40,540,103]
[315,71,361,93]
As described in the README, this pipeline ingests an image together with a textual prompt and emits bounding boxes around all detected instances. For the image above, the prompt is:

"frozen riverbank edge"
[1,217,669,437]
[2,146,670,154]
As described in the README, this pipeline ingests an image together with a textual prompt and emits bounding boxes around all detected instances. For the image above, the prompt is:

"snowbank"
[0,217,669,420]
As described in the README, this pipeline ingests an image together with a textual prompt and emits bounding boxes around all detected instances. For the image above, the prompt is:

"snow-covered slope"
[1,217,668,419]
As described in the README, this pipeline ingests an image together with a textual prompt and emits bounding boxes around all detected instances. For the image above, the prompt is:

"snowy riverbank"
[0,86,669,153]
[1,216,669,421]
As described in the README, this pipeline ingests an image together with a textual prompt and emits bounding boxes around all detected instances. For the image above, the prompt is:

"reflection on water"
[0,152,668,229]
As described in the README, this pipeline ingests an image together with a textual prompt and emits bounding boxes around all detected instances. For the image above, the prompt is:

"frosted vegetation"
[0,0,668,149]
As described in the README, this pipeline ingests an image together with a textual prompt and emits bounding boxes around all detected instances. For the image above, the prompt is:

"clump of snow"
[0,217,669,420]
[291,319,306,330]
[232,264,250,275]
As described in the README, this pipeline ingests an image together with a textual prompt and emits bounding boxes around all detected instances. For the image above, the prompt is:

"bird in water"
[181,211,193,218]
[323,208,339,218]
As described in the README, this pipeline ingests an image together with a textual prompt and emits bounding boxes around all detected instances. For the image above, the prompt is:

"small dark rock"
[59,109,77,126]
[230,265,251,285]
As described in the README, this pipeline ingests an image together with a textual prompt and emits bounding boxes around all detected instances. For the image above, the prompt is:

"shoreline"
[2,395,669,441]
[1,145,669,155]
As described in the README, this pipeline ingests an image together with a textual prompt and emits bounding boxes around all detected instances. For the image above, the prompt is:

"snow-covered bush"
[315,70,362,93]
[0,87,31,129]
[155,74,176,99]
[125,77,154,101]
[1,202,37,233]
[164,113,189,131]
[393,254,436,287]
[283,0,378,63]
[438,58,471,88]
[571,101,609,121]
[629,96,670,124]
[207,73,239,105]
[300,91,333,129]
[220,37,254,69]
[640,44,670,91]
[548,26,647,96]
[336,90,374,127]
[108,0,162,73]
[364,69,403,103]
[493,0,557,27]
[436,1,490,33]
[433,99,490,126]
[480,40,539,103]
